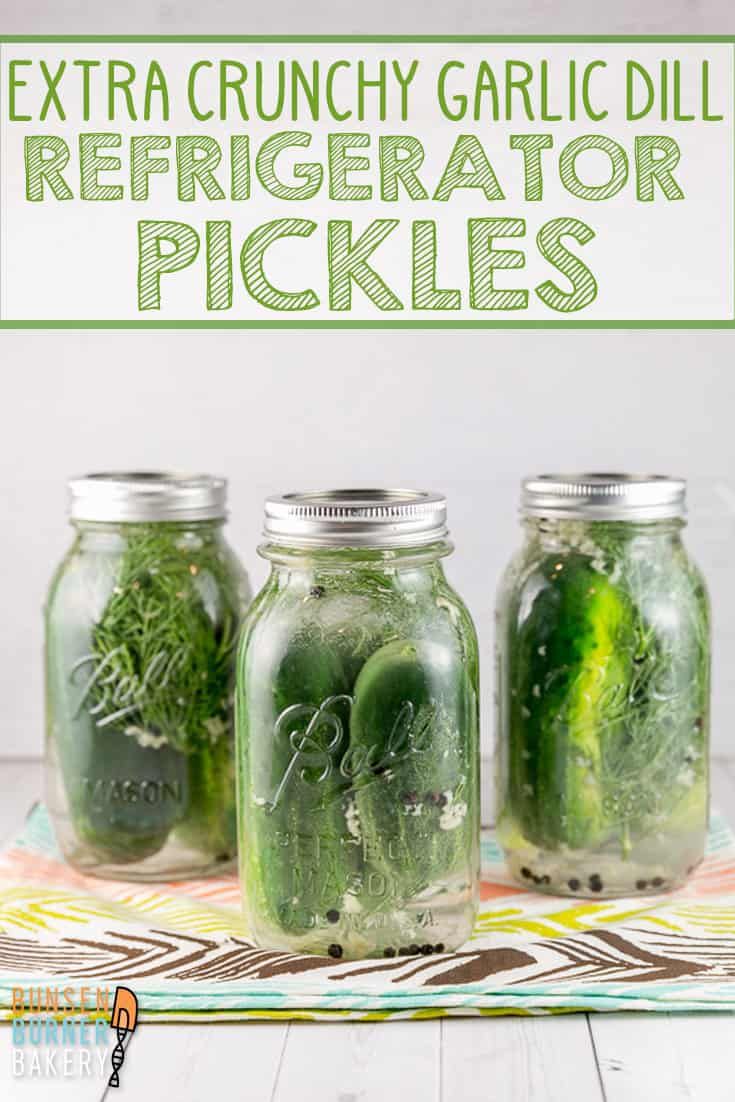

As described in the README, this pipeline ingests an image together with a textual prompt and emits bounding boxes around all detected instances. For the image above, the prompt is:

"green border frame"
[1,34,733,330]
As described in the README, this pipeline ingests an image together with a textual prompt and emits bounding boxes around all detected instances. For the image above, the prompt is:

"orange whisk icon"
[108,986,138,1089]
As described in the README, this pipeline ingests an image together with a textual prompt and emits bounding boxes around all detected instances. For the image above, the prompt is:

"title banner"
[1,37,733,327]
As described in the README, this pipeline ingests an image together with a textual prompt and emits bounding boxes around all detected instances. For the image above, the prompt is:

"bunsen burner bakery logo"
[10,984,138,1084]
[108,985,138,1088]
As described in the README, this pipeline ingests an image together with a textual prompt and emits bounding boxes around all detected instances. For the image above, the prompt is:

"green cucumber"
[509,554,632,850]
[61,724,187,864]
[350,639,473,905]
[174,732,237,862]
[242,629,354,932]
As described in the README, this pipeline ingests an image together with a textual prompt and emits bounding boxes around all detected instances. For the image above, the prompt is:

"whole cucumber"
[241,628,354,933]
[349,639,474,906]
[58,722,187,864]
[174,733,237,862]
[508,554,632,850]
[47,633,186,864]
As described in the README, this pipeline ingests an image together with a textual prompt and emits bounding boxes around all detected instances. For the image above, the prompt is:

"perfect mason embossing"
[80,777,183,807]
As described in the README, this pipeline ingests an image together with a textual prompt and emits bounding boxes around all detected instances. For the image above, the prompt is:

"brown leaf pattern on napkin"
[0,923,730,988]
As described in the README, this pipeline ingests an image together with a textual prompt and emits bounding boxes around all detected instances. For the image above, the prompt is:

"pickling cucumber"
[350,639,474,905]
[508,554,632,850]
[241,629,354,932]
[60,723,187,864]
[174,733,237,862]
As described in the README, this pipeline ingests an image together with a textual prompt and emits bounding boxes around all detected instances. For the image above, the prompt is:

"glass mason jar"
[236,490,480,960]
[45,473,251,880]
[496,474,710,898]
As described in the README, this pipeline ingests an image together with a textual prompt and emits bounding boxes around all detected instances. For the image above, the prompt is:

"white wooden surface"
[1,758,734,1101]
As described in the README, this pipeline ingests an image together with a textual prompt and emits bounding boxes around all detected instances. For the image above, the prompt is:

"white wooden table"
[1,756,734,1101]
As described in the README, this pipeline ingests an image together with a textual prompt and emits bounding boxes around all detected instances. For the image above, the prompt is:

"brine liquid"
[245,871,477,961]
[499,815,706,898]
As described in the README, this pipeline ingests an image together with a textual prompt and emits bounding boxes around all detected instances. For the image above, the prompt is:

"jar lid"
[263,489,448,549]
[521,473,686,521]
[68,472,227,523]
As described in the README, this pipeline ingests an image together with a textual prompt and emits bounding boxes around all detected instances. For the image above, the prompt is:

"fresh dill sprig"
[89,525,239,753]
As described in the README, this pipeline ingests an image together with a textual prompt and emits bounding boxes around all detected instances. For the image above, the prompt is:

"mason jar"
[236,490,480,960]
[45,473,251,880]
[496,474,710,898]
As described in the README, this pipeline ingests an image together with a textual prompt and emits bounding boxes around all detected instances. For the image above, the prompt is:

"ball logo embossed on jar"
[268,694,351,809]
[70,646,190,733]
[265,694,437,810]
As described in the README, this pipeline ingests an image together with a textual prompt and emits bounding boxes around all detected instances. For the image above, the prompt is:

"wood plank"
[591,1012,735,1102]
[0,1020,290,1102]
[0,1023,107,1102]
[273,1020,440,1102]
[103,1021,289,1101]
[441,1016,603,1102]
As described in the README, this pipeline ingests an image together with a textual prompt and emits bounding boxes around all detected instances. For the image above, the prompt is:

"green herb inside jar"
[45,474,250,878]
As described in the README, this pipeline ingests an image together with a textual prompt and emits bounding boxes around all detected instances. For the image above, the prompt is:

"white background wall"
[0,1,734,758]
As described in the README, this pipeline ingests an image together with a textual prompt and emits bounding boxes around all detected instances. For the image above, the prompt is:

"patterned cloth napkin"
[1,804,735,1021]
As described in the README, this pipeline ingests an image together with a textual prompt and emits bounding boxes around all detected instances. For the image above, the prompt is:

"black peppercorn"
[420,944,434,955]
[327,943,343,959]
[434,943,445,953]
[309,585,325,599]
[636,879,648,890]
[398,947,410,956]
[568,878,581,892]
[652,876,664,888]
[589,874,603,893]
[425,793,449,811]
[521,867,532,879]
[409,944,420,955]
[326,909,340,924]
[384,947,396,958]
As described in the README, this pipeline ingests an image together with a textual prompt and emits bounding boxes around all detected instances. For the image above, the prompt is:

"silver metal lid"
[68,472,227,523]
[263,489,448,549]
[521,473,686,521]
